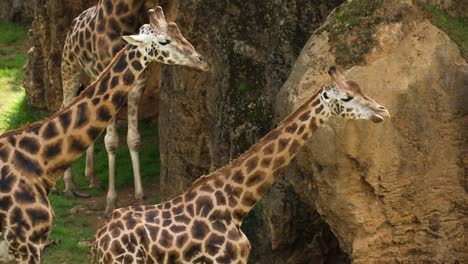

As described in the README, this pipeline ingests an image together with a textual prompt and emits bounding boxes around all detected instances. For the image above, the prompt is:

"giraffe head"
[320,66,390,123]
[122,6,209,71]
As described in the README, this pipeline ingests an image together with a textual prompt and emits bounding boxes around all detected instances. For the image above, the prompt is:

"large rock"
[0,0,34,24]
[272,0,467,262]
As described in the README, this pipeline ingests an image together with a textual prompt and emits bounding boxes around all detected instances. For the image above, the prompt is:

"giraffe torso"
[93,191,251,264]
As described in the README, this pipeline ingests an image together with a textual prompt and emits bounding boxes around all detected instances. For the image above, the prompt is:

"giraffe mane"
[0,45,130,139]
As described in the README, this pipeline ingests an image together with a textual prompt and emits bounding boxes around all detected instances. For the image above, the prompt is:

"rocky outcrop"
[271,0,467,262]
[0,0,34,24]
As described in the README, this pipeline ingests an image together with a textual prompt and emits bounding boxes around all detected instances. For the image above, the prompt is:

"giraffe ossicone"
[91,67,389,263]
[0,7,208,263]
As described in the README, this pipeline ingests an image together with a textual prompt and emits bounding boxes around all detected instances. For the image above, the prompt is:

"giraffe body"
[0,8,208,263]
[61,0,150,210]
[92,67,390,263]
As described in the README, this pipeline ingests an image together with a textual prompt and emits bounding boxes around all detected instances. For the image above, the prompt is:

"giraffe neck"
[0,45,147,192]
[187,88,330,225]
[97,0,147,30]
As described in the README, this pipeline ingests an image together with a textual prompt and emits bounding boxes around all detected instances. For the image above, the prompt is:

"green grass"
[0,20,161,263]
[419,2,468,59]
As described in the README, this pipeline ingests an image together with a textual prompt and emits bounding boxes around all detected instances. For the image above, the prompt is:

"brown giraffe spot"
[159,229,174,248]
[74,102,90,129]
[146,225,160,240]
[172,196,183,205]
[297,124,306,135]
[15,182,36,203]
[18,137,39,155]
[110,76,119,89]
[215,242,237,263]
[233,209,247,222]
[228,227,242,241]
[96,73,110,95]
[191,220,210,240]
[162,219,171,227]
[195,196,214,217]
[302,132,310,140]
[200,184,214,193]
[174,214,191,224]
[164,202,171,210]
[13,150,43,176]
[121,234,136,252]
[176,234,189,248]
[186,204,195,217]
[261,158,271,168]
[162,211,171,219]
[246,171,266,187]
[110,241,125,255]
[184,191,196,203]
[214,175,224,188]
[7,136,16,146]
[245,156,259,173]
[278,138,290,152]
[172,204,184,215]
[299,110,311,121]
[0,147,9,161]
[58,111,72,133]
[43,122,59,139]
[86,126,101,141]
[91,98,100,105]
[289,140,301,155]
[113,53,128,73]
[285,123,298,133]
[10,207,29,241]
[211,220,227,233]
[69,136,87,153]
[151,245,165,263]
[315,104,324,114]
[111,91,127,108]
[273,157,286,170]
[310,120,318,131]
[131,61,143,71]
[183,243,202,261]
[97,105,111,122]
[263,143,275,155]
[263,129,281,142]
[123,212,138,230]
[170,225,186,233]
[241,191,257,207]
[214,191,227,206]
[99,234,111,251]
[311,98,321,107]
[26,208,50,226]
[205,232,225,255]
[231,170,244,184]
[168,251,181,264]
[0,196,12,210]
[122,69,135,85]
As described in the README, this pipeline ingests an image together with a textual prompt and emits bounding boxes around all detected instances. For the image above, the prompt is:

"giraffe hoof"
[66,190,92,199]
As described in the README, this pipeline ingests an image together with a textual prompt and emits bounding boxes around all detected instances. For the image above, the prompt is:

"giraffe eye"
[342,96,353,102]
[158,39,171,46]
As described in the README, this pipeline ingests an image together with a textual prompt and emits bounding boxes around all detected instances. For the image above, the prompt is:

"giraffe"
[91,66,390,263]
[0,8,208,263]
[61,0,165,212]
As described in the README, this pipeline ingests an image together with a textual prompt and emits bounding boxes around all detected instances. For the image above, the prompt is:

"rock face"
[23,0,160,117]
[272,0,467,262]
[0,0,34,24]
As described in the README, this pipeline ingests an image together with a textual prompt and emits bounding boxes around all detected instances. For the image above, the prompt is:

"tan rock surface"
[273,1,467,262]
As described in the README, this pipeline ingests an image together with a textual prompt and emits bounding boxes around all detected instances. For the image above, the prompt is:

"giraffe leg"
[105,119,119,213]
[127,74,147,203]
[85,143,100,188]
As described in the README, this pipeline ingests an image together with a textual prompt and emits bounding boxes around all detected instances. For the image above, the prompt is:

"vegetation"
[0,20,161,263]
[418,2,468,59]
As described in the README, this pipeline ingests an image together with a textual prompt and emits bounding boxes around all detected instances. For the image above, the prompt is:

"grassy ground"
[0,20,161,263]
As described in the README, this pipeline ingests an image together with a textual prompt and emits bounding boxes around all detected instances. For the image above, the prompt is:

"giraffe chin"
[370,114,384,123]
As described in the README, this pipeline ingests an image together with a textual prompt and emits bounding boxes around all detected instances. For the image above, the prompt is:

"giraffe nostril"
[378,106,386,111]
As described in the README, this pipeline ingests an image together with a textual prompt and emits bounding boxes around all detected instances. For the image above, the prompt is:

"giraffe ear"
[122,34,152,46]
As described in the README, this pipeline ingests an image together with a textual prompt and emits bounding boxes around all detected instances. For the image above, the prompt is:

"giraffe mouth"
[369,107,390,123]
[370,113,384,123]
